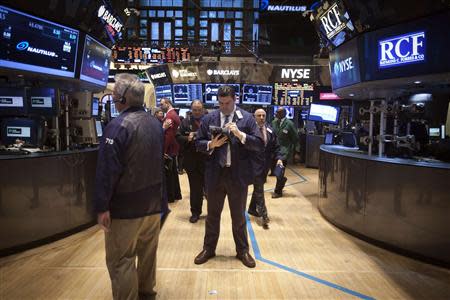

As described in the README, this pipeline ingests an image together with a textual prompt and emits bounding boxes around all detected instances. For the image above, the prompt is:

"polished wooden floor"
[1,165,450,299]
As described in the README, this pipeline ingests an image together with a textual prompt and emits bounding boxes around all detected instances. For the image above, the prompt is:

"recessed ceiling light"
[17,74,24,77]
[349,93,354,97]
[414,81,421,84]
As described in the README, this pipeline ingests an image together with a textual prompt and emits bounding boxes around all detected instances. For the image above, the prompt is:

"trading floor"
[1,166,449,299]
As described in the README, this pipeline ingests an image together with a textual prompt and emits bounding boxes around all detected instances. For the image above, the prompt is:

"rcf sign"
[378,31,426,68]
[319,2,346,40]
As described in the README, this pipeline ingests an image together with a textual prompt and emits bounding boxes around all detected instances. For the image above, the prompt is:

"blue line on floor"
[246,214,376,300]
[287,166,308,182]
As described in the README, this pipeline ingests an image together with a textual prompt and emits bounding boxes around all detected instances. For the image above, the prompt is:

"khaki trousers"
[105,214,160,300]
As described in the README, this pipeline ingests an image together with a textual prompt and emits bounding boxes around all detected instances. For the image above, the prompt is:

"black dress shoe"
[194,249,215,265]
[236,252,256,268]
[271,192,282,199]
[189,215,200,223]
[262,216,270,229]
[247,209,260,217]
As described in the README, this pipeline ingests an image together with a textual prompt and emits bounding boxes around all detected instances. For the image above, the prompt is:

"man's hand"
[163,119,173,130]
[209,134,228,149]
[277,159,284,167]
[225,122,243,140]
[97,211,111,232]
[188,132,195,142]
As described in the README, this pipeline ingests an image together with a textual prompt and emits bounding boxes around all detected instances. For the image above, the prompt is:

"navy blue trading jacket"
[94,107,164,219]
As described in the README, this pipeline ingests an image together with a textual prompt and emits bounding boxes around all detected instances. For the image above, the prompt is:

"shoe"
[189,215,200,223]
[262,216,270,229]
[194,249,215,264]
[236,252,256,268]
[271,192,282,199]
[247,209,260,217]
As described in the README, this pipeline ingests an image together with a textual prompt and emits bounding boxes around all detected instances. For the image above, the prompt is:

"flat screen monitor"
[242,84,273,105]
[177,108,190,118]
[1,118,40,146]
[204,84,240,105]
[110,101,119,118]
[429,127,440,138]
[172,84,203,105]
[324,132,334,145]
[79,34,111,87]
[0,5,79,78]
[308,103,341,125]
[28,88,57,116]
[95,120,103,137]
[0,88,27,116]
[273,106,294,120]
[155,85,173,105]
[92,97,99,117]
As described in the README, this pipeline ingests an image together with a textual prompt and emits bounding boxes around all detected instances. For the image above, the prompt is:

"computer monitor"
[0,88,27,116]
[110,101,120,118]
[324,132,334,145]
[95,120,103,137]
[28,88,57,116]
[172,84,202,105]
[177,108,190,118]
[204,83,240,105]
[242,84,273,105]
[0,5,79,78]
[429,127,440,139]
[273,106,294,120]
[155,85,173,105]
[92,97,99,117]
[1,118,41,146]
[308,103,341,125]
[79,34,111,87]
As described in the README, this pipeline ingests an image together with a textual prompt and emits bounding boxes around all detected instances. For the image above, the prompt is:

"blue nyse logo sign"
[378,31,426,68]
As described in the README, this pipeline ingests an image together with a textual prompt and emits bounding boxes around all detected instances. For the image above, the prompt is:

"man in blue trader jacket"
[94,73,164,300]
[194,85,264,268]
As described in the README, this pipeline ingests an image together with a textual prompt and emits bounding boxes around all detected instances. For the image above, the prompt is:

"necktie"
[219,115,230,167]
[260,125,267,146]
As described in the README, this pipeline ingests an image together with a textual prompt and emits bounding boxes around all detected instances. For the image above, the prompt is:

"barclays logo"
[16,41,29,50]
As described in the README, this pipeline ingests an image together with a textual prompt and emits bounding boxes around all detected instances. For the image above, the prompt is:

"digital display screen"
[112,46,190,64]
[0,88,26,116]
[429,128,440,137]
[95,120,103,137]
[79,34,111,87]
[110,101,119,118]
[177,108,190,118]
[273,83,314,106]
[172,84,202,104]
[378,31,426,69]
[273,106,294,120]
[155,85,173,105]
[204,84,240,105]
[0,5,79,78]
[1,118,38,145]
[92,97,99,117]
[308,103,340,125]
[28,88,56,116]
[242,84,273,105]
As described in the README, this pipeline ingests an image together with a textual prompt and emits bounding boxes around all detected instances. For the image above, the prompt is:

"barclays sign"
[378,31,425,68]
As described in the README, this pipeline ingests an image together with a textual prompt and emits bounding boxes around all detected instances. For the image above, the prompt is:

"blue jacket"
[195,108,263,191]
[94,107,164,219]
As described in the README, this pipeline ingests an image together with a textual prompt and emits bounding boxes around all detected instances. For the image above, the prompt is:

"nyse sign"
[320,3,346,39]
[378,31,425,68]
[333,57,354,75]
[281,68,311,80]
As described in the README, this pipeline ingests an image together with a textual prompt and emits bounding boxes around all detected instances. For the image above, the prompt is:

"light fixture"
[349,93,354,97]
[414,80,421,84]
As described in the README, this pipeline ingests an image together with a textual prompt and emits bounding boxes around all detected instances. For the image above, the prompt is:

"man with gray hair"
[94,73,164,300]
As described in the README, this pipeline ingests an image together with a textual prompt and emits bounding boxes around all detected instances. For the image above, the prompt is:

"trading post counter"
[0,149,98,256]
[318,145,450,267]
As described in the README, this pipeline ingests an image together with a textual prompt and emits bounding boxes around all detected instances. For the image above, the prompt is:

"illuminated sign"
[260,0,307,12]
[172,69,198,78]
[329,37,360,89]
[281,68,311,80]
[206,69,240,76]
[333,57,354,75]
[378,31,425,68]
[150,72,167,80]
[320,3,346,40]
[98,5,123,32]
[320,93,341,100]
